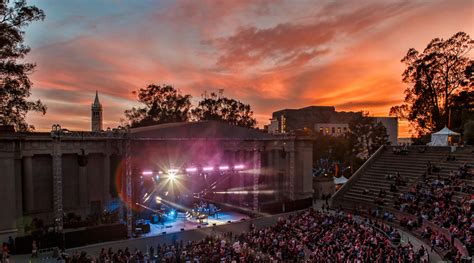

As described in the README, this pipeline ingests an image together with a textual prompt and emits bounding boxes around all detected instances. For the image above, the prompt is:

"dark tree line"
[122,85,257,129]
[310,112,389,177]
[0,0,46,131]
[390,32,473,141]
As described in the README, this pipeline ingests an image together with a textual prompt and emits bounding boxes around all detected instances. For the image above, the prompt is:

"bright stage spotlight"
[185,167,197,172]
[203,166,214,171]
[155,196,162,204]
[142,171,153,176]
[234,164,244,170]
[219,165,229,170]
[169,173,177,181]
[168,169,179,173]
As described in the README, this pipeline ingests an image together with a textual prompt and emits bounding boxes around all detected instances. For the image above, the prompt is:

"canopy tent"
[333,176,348,185]
[428,126,460,146]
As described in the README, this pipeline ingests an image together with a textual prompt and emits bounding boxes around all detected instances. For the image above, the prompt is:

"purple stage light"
[203,166,214,171]
[234,165,244,170]
[142,171,153,175]
[219,165,229,170]
[186,167,197,172]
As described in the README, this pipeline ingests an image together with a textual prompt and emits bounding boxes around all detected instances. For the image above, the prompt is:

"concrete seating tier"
[333,146,452,206]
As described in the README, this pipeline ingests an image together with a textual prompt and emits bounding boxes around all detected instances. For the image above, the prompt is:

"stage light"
[169,173,176,181]
[142,171,153,176]
[155,175,160,180]
[234,164,244,170]
[219,165,229,170]
[203,166,214,171]
[168,209,176,218]
[155,196,162,204]
[158,171,163,174]
[168,169,179,173]
[186,167,197,172]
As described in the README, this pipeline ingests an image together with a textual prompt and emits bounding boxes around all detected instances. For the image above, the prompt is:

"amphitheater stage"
[142,211,250,237]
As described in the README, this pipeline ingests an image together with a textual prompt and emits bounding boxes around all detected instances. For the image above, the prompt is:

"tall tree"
[123,84,192,128]
[347,113,388,158]
[192,91,257,128]
[390,32,473,137]
[0,0,46,131]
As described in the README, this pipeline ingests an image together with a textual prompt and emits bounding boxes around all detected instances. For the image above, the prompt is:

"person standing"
[31,240,38,258]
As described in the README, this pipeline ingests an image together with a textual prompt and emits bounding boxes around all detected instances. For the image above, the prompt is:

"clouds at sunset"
[24,0,473,136]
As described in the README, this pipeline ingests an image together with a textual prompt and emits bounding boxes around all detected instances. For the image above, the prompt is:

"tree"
[390,32,473,138]
[347,113,388,158]
[123,84,192,128]
[464,120,474,145]
[0,0,46,131]
[192,91,257,128]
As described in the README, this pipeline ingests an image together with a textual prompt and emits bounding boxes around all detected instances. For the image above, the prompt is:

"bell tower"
[91,91,103,132]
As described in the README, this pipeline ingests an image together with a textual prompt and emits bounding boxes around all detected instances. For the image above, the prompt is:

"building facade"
[0,121,314,241]
[268,106,398,145]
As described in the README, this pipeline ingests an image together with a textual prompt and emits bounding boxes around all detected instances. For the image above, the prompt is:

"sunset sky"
[24,0,473,137]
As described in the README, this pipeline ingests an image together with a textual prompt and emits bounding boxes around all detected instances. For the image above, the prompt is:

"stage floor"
[142,211,250,237]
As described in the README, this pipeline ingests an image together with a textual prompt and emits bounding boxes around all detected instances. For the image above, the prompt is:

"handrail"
[331,145,386,203]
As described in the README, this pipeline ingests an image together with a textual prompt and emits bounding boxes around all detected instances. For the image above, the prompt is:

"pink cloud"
[24,0,473,138]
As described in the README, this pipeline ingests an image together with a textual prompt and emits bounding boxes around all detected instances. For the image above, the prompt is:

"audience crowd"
[392,159,473,258]
[48,210,428,263]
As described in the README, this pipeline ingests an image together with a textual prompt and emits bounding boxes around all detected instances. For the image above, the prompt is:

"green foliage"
[347,113,388,158]
[0,0,46,131]
[124,84,192,128]
[464,120,474,145]
[192,92,257,128]
[390,32,473,138]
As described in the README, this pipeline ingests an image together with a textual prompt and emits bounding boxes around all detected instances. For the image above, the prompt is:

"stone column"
[268,150,278,202]
[103,153,110,206]
[238,150,245,206]
[22,155,34,212]
[287,150,295,200]
[79,165,88,208]
[252,148,261,212]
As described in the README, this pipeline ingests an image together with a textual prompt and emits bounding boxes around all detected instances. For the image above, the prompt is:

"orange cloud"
[24,0,473,138]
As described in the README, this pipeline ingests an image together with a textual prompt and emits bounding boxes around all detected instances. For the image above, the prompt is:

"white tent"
[333,176,348,185]
[428,126,460,146]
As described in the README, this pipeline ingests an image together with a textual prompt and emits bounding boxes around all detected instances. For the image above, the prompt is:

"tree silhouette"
[347,113,388,158]
[0,0,46,131]
[123,84,192,128]
[192,91,257,128]
[390,32,473,138]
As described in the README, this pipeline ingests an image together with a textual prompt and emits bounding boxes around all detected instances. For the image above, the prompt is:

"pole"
[124,138,133,238]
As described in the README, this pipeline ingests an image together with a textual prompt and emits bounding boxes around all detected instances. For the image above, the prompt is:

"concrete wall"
[0,133,313,241]
[32,155,53,213]
[294,141,314,200]
[87,154,105,210]
[62,154,79,209]
[0,155,17,239]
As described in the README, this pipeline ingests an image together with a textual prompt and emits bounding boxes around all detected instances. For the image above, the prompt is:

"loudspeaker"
[78,149,88,167]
